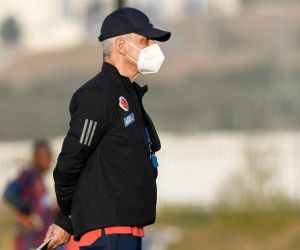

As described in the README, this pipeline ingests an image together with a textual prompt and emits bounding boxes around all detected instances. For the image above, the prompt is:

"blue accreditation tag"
[151,155,159,168]
[145,125,159,168]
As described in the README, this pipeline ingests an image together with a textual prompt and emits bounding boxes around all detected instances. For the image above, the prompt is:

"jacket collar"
[102,62,148,98]
[134,82,148,99]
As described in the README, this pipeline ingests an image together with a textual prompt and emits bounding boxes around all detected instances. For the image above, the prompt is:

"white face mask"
[126,41,165,74]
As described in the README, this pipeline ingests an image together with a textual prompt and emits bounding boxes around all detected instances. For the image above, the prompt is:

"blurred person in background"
[3,139,65,250]
[44,7,171,250]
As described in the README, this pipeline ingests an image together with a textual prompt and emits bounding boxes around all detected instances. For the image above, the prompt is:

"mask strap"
[126,54,138,64]
[125,40,141,64]
[125,40,142,51]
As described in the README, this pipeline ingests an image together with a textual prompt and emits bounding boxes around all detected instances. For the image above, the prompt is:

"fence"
[1,131,300,208]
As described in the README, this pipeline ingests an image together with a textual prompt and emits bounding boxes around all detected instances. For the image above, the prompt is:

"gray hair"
[102,37,116,56]
[102,34,132,57]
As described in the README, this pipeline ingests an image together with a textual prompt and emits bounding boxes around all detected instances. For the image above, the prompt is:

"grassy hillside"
[2,204,300,250]
[1,3,300,140]
[158,208,300,250]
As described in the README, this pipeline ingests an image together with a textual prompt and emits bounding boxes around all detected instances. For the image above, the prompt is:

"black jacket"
[54,62,161,240]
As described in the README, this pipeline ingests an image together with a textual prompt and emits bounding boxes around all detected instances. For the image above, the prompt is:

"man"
[3,140,64,250]
[45,7,171,250]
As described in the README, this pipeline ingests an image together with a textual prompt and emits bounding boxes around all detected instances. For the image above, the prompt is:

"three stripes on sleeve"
[80,119,98,146]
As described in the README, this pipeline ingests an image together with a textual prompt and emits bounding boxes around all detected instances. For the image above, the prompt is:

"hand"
[16,213,43,231]
[45,224,71,249]
[16,213,35,230]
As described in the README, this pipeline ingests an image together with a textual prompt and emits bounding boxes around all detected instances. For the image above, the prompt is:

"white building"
[128,0,241,20]
[208,0,241,16]
[0,0,114,51]
[0,0,240,52]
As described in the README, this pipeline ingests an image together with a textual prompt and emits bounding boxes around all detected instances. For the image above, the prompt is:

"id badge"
[151,155,159,168]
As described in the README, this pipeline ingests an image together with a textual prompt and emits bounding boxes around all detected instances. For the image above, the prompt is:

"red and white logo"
[119,96,129,111]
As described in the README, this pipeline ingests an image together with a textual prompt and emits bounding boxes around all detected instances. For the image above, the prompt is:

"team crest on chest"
[119,96,129,111]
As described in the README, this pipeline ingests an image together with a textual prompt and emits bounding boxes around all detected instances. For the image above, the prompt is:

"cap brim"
[137,27,171,42]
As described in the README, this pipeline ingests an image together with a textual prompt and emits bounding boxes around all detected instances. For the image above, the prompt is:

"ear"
[115,38,126,56]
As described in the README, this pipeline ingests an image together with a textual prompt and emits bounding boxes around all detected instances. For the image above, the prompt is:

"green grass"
[156,207,300,250]
[0,204,14,249]
[2,204,300,250]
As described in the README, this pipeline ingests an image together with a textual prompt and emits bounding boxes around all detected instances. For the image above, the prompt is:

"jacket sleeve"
[54,210,73,234]
[3,177,31,214]
[53,88,108,218]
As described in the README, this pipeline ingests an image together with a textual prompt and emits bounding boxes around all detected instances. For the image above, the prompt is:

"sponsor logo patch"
[119,96,129,111]
[123,113,135,127]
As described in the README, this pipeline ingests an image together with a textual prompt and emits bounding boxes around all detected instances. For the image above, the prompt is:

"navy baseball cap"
[98,7,171,42]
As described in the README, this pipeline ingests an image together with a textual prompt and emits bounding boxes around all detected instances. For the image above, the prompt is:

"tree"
[116,0,126,8]
[1,16,21,46]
